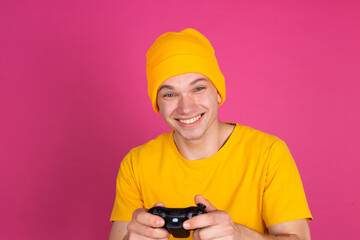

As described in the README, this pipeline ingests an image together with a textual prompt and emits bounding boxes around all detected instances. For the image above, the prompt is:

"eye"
[163,93,174,98]
[195,86,205,92]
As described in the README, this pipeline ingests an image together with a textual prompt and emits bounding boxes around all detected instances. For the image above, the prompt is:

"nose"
[177,95,196,115]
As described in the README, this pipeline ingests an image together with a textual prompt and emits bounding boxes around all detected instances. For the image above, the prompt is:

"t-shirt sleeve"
[262,140,313,227]
[110,151,144,222]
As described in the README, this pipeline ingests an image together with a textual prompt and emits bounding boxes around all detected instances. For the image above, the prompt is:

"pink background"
[1,1,359,239]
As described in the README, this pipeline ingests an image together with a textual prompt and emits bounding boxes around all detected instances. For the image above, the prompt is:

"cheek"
[200,97,220,110]
[158,101,175,117]
[158,104,167,118]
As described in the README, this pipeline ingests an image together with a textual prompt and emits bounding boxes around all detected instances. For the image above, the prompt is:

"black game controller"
[148,203,207,238]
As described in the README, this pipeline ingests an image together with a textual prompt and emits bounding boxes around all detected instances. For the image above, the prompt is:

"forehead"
[159,73,210,89]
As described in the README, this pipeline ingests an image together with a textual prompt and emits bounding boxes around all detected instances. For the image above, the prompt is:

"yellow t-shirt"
[110,124,312,236]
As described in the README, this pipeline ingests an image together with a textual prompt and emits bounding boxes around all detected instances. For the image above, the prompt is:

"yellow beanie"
[146,28,226,113]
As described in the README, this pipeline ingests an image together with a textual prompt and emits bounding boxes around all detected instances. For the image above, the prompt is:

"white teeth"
[179,115,202,124]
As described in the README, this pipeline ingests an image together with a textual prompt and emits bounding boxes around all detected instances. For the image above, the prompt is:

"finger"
[194,195,217,212]
[153,202,165,207]
[193,228,201,240]
[134,208,165,228]
[184,210,229,230]
[129,210,170,239]
[193,223,234,240]
[128,223,170,239]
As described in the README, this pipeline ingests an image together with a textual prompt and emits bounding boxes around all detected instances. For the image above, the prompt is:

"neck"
[173,121,235,160]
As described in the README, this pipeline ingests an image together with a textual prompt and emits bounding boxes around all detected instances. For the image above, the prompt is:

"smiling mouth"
[177,113,204,124]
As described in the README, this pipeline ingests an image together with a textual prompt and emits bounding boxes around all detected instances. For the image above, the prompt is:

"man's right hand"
[109,203,170,240]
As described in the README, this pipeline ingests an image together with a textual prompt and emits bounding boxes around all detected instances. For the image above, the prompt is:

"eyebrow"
[158,85,174,92]
[190,77,208,85]
[158,77,209,92]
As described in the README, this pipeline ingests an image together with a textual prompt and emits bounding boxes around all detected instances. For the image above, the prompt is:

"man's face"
[157,73,221,142]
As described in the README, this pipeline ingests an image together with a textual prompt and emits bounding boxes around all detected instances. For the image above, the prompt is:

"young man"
[109,28,312,240]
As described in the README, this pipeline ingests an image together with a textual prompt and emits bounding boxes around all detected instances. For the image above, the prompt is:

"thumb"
[194,195,217,212]
[153,202,165,207]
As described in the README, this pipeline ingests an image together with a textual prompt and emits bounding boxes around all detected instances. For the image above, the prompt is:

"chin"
[174,127,207,141]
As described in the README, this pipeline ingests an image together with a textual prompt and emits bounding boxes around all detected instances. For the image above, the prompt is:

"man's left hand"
[183,195,310,240]
[183,195,242,240]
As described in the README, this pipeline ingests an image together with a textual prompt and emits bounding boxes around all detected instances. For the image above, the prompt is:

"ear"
[217,93,222,104]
